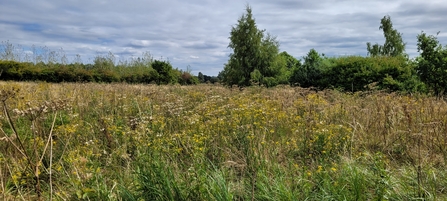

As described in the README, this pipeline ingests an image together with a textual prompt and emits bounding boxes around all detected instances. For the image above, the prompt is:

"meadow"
[0,81,446,200]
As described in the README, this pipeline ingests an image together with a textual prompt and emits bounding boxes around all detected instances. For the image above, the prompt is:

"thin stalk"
[39,111,57,200]
[0,162,4,200]
[32,120,41,199]
[50,120,54,201]
[0,126,27,159]
[2,101,29,159]
[1,100,36,180]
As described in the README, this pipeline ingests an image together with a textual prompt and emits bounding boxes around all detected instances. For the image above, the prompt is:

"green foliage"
[93,53,115,71]
[250,69,262,85]
[0,57,201,85]
[208,77,219,84]
[197,72,205,83]
[367,15,406,57]
[197,72,218,84]
[221,5,263,87]
[93,69,120,83]
[151,60,177,85]
[279,51,301,69]
[0,60,27,80]
[416,32,447,96]
[178,71,199,85]
[323,56,423,92]
[290,49,323,87]
[258,34,282,78]
[0,43,202,85]
[261,76,279,88]
[221,5,282,88]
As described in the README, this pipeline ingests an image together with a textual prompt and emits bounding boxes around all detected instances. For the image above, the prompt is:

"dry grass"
[0,81,446,200]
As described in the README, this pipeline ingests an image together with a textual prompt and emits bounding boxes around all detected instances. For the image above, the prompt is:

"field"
[0,81,446,200]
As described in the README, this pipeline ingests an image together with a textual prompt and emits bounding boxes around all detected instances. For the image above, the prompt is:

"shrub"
[323,56,422,93]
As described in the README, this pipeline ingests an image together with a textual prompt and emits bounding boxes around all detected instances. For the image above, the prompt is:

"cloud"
[1,0,446,75]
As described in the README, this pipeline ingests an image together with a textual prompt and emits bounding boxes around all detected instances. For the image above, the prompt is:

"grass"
[0,81,446,200]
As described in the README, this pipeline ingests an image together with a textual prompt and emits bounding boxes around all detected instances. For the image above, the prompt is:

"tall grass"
[0,81,446,200]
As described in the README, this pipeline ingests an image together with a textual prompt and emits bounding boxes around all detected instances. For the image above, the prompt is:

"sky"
[1,0,446,76]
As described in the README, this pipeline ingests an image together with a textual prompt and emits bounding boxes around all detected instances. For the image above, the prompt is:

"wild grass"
[0,81,446,200]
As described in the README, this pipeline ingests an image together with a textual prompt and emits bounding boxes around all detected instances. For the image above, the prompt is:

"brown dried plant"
[1,87,70,200]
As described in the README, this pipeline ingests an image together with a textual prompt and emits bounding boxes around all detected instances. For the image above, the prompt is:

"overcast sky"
[1,0,446,75]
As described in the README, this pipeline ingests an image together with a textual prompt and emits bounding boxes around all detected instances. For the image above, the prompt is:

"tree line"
[219,6,447,95]
[0,47,219,85]
[1,5,446,95]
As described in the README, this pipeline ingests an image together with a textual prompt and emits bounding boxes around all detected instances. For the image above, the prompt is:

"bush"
[0,60,28,80]
[151,60,177,85]
[21,64,41,81]
[262,76,279,88]
[54,66,76,82]
[179,72,199,85]
[93,69,120,83]
[73,68,94,82]
[323,56,422,93]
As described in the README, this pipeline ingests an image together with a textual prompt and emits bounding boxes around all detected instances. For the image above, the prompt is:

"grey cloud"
[183,42,221,50]
[1,0,446,75]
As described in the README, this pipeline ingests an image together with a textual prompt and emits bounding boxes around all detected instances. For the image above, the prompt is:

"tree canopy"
[416,32,447,96]
[367,15,406,57]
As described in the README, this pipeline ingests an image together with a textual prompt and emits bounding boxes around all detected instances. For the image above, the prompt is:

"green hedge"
[0,60,199,85]
[321,56,425,93]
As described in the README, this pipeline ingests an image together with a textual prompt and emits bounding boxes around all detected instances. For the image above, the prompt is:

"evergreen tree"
[221,5,281,87]
[279,51,301,70]
[290,49,322,87]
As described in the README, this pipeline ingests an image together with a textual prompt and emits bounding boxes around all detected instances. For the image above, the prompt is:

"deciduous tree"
[151,60,176,85]
[367,15,406,57]
[416,32,447,96]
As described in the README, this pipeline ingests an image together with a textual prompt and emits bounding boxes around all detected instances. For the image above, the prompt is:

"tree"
[279,51,301,70]
[93,52,115,70]
[367,15,406,57]
[0,41,19,61]
[289,49,322,87]
[257,33,280,77]
[209,76,219,84]
[198,72,205,83]
[221,5,281,87]
[416,32,447,96]
[151,60,176,85]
